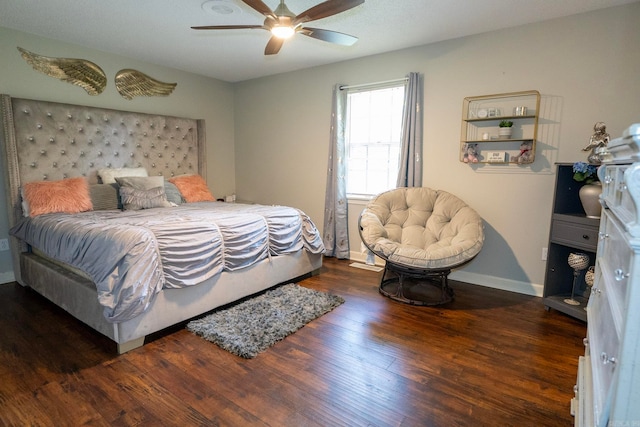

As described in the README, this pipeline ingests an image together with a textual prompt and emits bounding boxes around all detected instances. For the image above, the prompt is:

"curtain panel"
[322,84,350,258]
[397,72,423,188]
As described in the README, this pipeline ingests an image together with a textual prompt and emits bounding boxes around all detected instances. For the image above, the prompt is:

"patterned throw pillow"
[119,186,172,210]
[115,176,172,210]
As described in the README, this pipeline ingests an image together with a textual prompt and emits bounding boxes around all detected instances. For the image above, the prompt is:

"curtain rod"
[339,77,408,91]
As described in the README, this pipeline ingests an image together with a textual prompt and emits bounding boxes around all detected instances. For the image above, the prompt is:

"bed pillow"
[98,167,148,184]
[89,184,120,210]
[20,188,30,217]
[115,176,172,210]
[164,181,184,205]
[22,177,93,217]
[169,174,215,203]
[119,186,172,211]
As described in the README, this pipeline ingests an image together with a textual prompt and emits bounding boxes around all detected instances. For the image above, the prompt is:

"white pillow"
[98,167,148,184]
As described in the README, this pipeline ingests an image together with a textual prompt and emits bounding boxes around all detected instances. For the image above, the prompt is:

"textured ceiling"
[0,0,637,82]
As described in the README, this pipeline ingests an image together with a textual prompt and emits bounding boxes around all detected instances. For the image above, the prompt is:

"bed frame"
[0,94,322,353]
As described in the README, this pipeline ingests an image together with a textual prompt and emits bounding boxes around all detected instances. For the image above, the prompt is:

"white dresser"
[572,124,640,426]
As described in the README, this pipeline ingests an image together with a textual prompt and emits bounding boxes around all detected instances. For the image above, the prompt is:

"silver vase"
[565,252,590,306]
[579,182,602,219]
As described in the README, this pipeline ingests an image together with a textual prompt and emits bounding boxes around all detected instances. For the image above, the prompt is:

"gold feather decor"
[115,69,177,100]
[17,47,107,95]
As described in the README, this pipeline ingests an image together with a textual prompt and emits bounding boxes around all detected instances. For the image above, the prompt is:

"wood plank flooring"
[0,257,586,426]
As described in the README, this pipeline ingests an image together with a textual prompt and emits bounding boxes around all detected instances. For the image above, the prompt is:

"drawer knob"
[583,338,589,347]
[601,352,617,365]
[614,269,629,281]
[604,175,613,184]
[598,232,609,240]
[582,234,590,240]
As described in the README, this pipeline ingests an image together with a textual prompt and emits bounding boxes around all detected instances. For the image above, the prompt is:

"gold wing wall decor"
[17,47,107,96]
[115,69,177,100]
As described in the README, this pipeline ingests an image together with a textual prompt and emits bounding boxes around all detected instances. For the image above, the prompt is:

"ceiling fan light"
[271,25,295,39]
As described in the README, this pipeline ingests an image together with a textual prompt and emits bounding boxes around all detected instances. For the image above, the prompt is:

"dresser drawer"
[601,165,636,223]
[600,166,625,208]
[587,286,620,425]
[598,212,631,320]
[551,219,599,252]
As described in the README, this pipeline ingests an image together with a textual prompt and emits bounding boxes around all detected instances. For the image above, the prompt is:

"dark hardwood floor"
[0,257,586,426]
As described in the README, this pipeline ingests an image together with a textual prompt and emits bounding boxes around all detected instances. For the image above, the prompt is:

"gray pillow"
[89,184,120,210]
[115,175,165,190]
[164,181,184,205]
[119,186,172,211]
[115,176,171,210]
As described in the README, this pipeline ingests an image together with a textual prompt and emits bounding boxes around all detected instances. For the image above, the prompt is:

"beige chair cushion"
[359,187,484,270]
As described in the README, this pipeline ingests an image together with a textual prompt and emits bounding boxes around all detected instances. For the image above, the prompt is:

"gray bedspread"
[10,202,325,323]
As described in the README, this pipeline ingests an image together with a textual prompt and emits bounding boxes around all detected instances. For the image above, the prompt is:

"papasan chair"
[358,187,484,306]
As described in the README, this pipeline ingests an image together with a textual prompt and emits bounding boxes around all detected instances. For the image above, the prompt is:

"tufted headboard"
[0,94,206,278]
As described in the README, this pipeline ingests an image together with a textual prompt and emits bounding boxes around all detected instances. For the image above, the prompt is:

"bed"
[0,94,324,353]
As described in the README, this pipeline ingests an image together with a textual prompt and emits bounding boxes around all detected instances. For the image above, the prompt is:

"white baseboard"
[349,262,384,272]
[349,250,384,266]
[449,270,543,297]
[0,271,16,285]
[348,251,542,297]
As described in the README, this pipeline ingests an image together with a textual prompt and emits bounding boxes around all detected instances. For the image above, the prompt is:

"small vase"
[579,182,602,218]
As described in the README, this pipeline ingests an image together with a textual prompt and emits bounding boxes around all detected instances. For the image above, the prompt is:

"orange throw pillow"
[23,177,93,217]
[169,174,215,203]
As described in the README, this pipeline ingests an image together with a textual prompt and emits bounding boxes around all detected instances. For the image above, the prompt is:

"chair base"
[379,262,454,306]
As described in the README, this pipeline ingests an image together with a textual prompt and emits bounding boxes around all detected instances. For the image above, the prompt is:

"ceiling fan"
[192,0,365,55]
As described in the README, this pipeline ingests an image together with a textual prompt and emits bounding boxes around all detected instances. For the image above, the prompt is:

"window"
[345,84,405,199]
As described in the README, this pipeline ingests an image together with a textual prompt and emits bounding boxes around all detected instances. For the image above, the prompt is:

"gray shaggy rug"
[186,283,344,358]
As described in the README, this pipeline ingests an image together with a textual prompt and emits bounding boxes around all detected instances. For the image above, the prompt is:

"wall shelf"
[460,90,540,165]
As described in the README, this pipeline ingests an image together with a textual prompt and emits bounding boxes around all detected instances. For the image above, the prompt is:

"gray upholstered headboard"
[0,94,206,281]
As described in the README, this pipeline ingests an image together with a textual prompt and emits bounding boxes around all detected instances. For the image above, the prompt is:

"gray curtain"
[397,72,423,187]
[322,84,350,258]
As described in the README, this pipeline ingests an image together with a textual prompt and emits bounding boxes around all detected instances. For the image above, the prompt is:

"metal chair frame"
[378,260,455,306]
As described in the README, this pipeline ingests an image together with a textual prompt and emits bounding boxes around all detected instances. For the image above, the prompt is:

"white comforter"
[10,202,325,323]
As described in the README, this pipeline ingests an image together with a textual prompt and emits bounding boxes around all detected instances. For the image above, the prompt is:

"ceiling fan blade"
[264,36,285,55]
[241,0,277,20]
[294,0,364,25]
[299,27,358,46]
[191,25,266,30]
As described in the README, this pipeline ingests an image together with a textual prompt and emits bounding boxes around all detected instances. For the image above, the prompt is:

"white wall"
[234,3,640,296]
[0,27,236,283]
